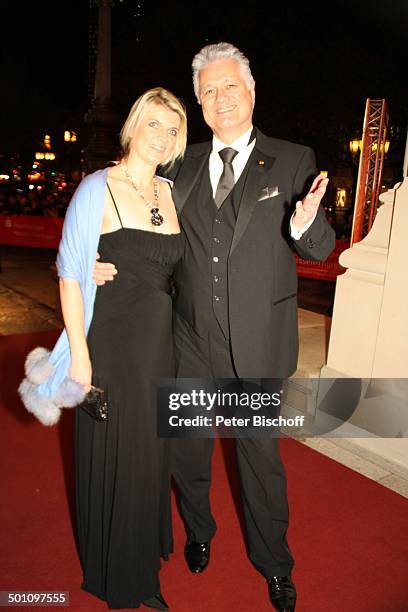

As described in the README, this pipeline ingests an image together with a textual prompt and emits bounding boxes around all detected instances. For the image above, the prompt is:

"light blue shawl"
[42,167,109,396]
[19,168,108,424]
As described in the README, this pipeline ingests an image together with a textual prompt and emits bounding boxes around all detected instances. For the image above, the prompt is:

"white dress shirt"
[209,125,315,239]
[209,126,256,195]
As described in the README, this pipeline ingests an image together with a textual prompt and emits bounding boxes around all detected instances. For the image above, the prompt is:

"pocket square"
[258,186,282,201]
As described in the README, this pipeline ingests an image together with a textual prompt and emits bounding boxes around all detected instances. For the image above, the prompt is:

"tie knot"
[218,147,238,165]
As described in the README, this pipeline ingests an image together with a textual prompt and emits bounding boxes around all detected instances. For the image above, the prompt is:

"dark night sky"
[1,0,407,164]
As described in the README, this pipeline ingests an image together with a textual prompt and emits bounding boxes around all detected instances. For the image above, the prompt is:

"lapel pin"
[258,160,265,165]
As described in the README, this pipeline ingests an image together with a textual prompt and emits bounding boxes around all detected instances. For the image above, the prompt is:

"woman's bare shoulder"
[107,162,122,180]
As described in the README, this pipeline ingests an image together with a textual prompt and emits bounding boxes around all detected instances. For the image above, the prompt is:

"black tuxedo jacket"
[167,128,335,378]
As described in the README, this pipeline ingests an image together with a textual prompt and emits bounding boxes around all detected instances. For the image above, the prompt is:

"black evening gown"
[75,225,183,609]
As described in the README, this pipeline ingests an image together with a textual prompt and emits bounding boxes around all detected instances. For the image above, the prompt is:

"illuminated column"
[320,179,408,465]
[84,0,118,172]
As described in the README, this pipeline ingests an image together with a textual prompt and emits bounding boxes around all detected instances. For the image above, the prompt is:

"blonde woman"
[21,88,187,610]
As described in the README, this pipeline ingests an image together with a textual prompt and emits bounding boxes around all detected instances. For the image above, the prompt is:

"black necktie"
[214,147,238,208]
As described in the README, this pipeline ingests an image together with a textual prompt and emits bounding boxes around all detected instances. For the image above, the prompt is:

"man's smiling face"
[198,58,255,144]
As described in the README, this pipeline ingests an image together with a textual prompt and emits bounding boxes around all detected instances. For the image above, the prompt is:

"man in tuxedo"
[94,42,335,611]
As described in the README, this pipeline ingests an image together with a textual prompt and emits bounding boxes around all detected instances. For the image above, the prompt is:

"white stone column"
[323,186,396,378]
[320,178,408,469]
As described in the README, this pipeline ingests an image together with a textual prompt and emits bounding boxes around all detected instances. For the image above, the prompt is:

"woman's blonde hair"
[120,87,187,167]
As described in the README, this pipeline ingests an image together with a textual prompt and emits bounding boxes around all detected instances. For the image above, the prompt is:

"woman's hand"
[70,353,92,392]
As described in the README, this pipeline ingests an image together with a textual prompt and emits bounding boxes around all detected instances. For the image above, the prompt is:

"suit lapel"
[172,149,210,214]
[173,131,277,249]
[230,146,276,254]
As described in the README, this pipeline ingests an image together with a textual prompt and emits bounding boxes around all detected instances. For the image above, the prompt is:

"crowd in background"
[0,187,351,241]
[326,209,352,241]
[0,190,72,217]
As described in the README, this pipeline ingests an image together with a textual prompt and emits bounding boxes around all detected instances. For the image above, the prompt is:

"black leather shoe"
[184,540,210,573]
[143,592,169,610]
[268,576,296,611]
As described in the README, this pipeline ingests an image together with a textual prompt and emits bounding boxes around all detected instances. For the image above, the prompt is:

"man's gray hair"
[192,42,255,103]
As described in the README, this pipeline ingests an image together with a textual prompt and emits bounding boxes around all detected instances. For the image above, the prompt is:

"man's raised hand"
[292,174,329,231]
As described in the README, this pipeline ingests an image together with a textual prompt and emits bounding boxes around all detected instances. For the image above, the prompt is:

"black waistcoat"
[173,153,253,339]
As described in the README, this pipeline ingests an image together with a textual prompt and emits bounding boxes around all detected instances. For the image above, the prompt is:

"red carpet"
[1,331,408,611]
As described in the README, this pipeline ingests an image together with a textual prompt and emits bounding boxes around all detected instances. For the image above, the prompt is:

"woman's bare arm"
[59,278,92,390]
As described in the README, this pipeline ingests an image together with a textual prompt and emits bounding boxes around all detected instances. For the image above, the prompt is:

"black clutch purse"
[78,386,108,422]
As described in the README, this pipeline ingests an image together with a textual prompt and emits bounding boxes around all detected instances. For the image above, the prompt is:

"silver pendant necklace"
[121,162,164,227]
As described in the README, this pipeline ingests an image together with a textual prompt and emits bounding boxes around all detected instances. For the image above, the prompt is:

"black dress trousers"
[172,311,294,578]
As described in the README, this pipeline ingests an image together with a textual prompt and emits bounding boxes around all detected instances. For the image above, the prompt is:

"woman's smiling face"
[129,102,181,166]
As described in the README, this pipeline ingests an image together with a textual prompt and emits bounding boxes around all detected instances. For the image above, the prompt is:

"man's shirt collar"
[212,126,254,154]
